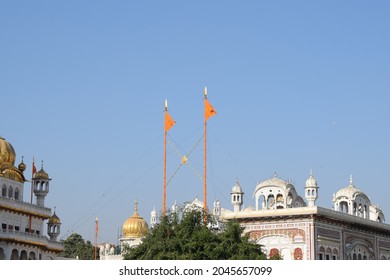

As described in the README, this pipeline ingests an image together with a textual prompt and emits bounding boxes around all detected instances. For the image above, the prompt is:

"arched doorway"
[10,249,19,260]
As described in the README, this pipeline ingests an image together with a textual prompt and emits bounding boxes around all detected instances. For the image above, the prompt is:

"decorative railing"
[0,196,51,217]
[0,229,63,251]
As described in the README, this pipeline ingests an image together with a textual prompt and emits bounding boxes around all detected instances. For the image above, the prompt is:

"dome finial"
[134,200,139,213]
[349,175,353,185]
[310,169,313,176]
[41,160,44,169]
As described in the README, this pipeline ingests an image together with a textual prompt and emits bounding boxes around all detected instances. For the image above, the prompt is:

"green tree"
[123,210,266,260]
[59,233,95,260]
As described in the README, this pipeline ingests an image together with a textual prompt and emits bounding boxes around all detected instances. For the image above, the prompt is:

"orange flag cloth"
[205,99,217,121]
[165,111,176,131]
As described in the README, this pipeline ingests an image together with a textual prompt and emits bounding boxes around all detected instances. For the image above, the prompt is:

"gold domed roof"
[49,211,61,224]
[18,161,26,172]
[0,137,16,166]
[34,166,50,180]
[122,201,148,238]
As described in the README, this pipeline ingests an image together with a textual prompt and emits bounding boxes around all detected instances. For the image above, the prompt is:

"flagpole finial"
[204,86,208,98]
[165,99,168,111]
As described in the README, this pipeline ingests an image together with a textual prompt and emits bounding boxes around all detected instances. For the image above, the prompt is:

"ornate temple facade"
[0,136,63,260]
[218,174,390,260]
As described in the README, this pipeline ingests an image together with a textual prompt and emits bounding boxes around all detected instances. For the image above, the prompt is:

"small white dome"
[334,176,368,202]
[305,175,317,188]
[231,180,243,194]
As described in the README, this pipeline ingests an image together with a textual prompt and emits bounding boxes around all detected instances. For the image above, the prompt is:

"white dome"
[305,175,317,188]
[184,197,209,212]
[334,177,366,200]
[231,180,243,194]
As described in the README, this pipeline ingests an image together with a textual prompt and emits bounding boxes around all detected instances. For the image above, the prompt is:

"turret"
[213,199,221,217]
[231,179,244,212]
[47,209,61,241]
[33,161,51,207]
[150,207,157,228]
[304,171,318,207]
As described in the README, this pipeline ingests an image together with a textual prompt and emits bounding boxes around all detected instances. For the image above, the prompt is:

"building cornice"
[0,196,51,219]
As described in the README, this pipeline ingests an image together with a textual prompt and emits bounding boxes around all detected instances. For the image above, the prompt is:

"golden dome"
[0,137,16,166]
[34,167,49,180]
[18,157,26,172]
[49,212,61,224]
[122,201,149,238]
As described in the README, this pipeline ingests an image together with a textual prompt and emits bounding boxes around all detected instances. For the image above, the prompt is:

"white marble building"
[0,136,63,260]
[219,173,390,260]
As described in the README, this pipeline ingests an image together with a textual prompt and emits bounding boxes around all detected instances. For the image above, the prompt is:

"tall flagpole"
[29,158,36,233]
[203,87,216,222]
[163,100,168,217]
[203,87,208,222]
[162,100,175,217]
[94,217,99,260]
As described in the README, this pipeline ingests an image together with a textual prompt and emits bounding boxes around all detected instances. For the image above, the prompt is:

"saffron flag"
[165,111,176,131]
[32,161,37,175]
[205,99,217,121]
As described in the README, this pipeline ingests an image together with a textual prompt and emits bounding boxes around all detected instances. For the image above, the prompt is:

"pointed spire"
[165,99,168,111]
[204,86,208,98]
[134,199,139,213]
[349,175,354,186]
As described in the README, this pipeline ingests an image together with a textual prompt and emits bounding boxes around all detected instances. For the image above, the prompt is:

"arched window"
[326,248,332,260]
[269,248,280,259]
[318,246,325,260]
[20,250,28,260]
[276,194,284,209]
[332,248,338,260]
[29,251,36,260]
[0,248,5,260]
[294,248,303,260]
[10,249,19,260]
[14,188,19,200]
[8,186,13,198]
[259,195,266,210]
[267,195,275,209]
[2,185,6,196]
[339,201,348,214]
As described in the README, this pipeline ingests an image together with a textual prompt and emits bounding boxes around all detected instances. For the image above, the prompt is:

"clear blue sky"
[1,1,389,243]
